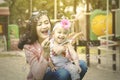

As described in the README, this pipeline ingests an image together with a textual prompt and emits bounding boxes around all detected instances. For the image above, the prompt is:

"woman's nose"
[41,23,48,28]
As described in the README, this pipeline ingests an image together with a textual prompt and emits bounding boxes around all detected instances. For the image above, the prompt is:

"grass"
[77,46,98,54]
[76,46,118,55]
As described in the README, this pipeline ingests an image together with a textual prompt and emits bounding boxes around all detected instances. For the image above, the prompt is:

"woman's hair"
[18,11,50,49]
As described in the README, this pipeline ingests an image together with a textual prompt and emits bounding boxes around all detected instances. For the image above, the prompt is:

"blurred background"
[0,0,120,80]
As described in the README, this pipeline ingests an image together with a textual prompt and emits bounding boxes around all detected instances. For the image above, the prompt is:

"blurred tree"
[32,0,54,18]
[90,0,115,10]
[2,0,114,25]
[4,0,54,24]
[0,0,8,7]
[57,0,79,19]
[4,0,29,24]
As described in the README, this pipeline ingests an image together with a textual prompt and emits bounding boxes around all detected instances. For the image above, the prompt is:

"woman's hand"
[41,37,50,52]
[41,37,50,59]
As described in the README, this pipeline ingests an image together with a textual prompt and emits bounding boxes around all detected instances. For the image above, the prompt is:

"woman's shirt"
[23,41,45,65]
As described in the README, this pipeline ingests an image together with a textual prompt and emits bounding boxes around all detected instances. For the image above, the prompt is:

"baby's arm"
[48,58,57,72]
[67,44,81,73]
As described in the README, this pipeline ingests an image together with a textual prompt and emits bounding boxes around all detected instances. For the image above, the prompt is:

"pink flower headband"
[60,19,71,30]
[53,19,71,31]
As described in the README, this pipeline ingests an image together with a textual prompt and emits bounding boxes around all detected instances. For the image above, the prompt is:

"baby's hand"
[51,67,57,72]
[49,61,57,72]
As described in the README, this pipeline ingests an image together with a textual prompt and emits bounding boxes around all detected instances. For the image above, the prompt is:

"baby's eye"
[63,31,68,34]
[58,32,61,34]
[57,31,62,34]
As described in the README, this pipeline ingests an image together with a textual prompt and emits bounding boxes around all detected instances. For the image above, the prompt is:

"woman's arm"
[23,45,40,64]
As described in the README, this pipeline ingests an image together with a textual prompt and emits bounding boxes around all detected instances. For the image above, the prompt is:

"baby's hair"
[53,19,71,32]
[53,22,60,31]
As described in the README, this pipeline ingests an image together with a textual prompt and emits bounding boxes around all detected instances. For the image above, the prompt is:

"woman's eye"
[38,22,42,26]
[44,20,49,24]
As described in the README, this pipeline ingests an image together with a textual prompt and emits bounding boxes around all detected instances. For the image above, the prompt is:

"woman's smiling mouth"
[41,30,49,35]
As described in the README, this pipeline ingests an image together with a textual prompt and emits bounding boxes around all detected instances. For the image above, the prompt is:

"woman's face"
[36,15,51,39]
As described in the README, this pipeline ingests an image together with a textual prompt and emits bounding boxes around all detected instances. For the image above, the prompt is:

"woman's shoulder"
[24,41,42,51]
[24,42,38,50]
[23,44,33,51]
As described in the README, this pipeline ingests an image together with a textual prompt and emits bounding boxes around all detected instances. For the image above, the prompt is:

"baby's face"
[53,26,69,44]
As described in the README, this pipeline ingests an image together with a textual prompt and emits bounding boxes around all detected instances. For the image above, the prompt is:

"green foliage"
[90,0,106,10]
[4,0,29,24]
[4,0,55,24]
[90,0,115,10]
[0,3,8,7]
[2,0,113,25]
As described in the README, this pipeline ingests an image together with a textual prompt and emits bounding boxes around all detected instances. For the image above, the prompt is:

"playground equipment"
[76,0,120,71]
[97,0,120,71]
[0,7,10,51]
[97,33,120,71]
[98,34,117,51]
[90,10,112,38]
[8,24,19,50]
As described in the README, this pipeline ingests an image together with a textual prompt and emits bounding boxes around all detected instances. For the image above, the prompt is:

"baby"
[49,19,81,80]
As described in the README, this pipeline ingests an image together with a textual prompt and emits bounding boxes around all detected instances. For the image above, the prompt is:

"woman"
[18,11,87,80]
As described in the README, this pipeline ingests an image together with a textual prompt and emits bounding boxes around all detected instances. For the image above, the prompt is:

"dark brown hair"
[18,11,51,49]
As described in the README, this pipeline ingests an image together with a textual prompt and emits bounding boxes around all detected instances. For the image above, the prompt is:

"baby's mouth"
[58,37,64,40]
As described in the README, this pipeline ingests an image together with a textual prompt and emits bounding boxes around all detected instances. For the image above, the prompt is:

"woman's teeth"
[42,30,48,34]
